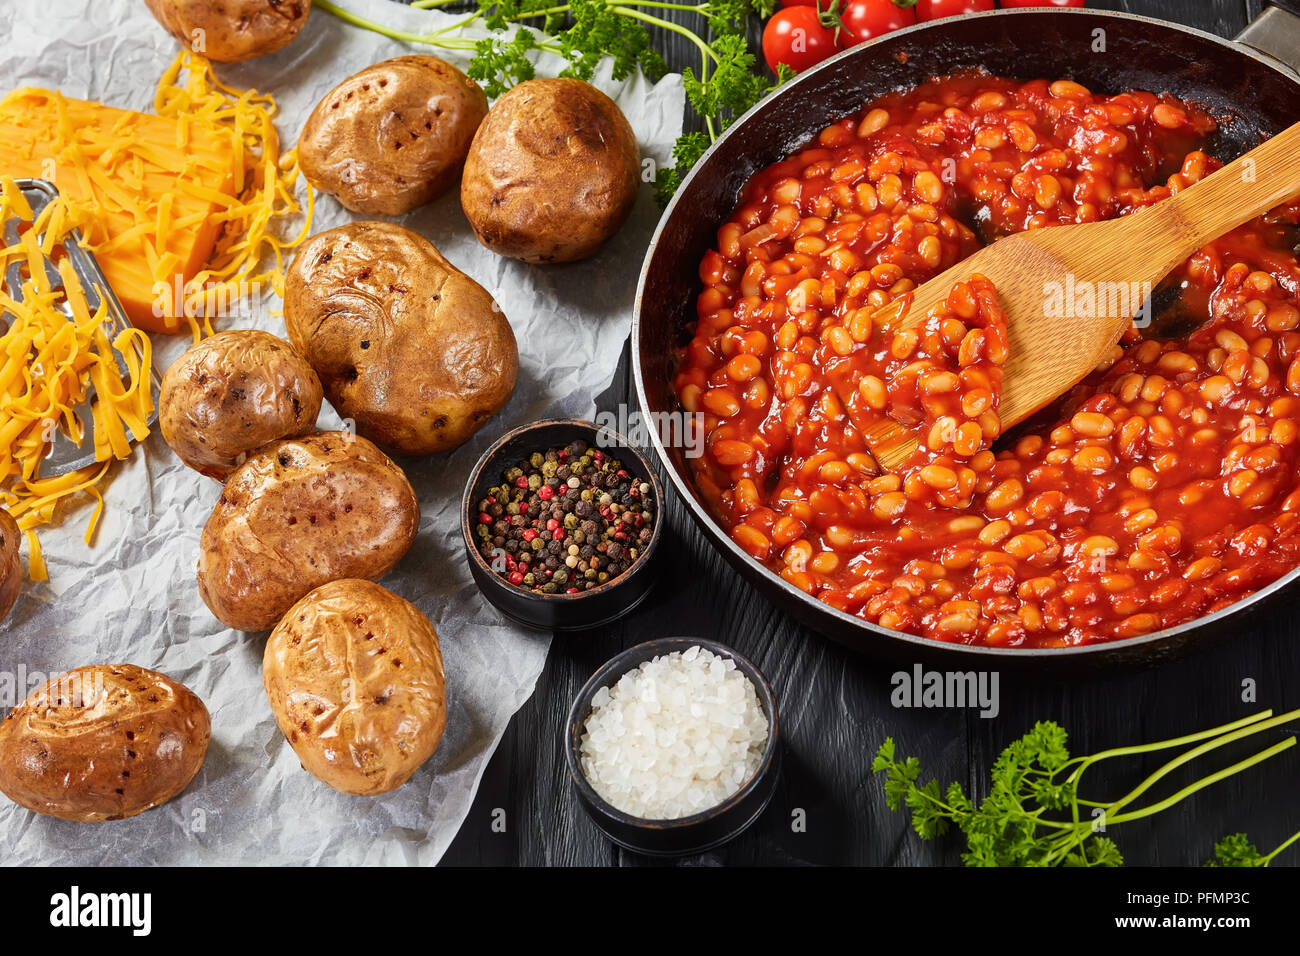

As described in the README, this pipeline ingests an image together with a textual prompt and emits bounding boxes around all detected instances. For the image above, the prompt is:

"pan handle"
[1236,3,1300,75]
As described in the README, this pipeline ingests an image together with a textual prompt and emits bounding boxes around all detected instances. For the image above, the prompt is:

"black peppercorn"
[478,442,656,596]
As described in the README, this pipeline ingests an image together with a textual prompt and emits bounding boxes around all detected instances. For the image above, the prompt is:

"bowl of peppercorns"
[461,418,665,631]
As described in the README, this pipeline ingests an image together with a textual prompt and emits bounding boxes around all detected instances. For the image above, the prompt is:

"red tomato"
[999,0,1086,8]
[763,7,843,74]
[915,0,994,20]
[838,0,917,46]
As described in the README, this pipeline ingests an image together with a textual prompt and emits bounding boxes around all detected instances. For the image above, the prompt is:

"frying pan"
[631,6,1300,671]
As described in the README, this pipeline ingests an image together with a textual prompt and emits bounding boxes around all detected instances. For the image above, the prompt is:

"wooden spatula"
[861,118,1300,471]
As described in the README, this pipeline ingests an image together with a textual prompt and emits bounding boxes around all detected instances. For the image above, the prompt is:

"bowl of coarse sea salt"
[565,637,781,856]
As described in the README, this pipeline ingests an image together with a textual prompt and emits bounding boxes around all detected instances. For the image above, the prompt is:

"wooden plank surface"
[431,0,1300,866]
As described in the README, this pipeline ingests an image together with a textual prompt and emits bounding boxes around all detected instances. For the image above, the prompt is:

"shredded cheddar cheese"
[154,51,314,340]
[0,50,313,338]
[0,53,313,578]
[0,178,152,578]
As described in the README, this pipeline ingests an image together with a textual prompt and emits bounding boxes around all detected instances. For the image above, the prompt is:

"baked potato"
[197,431,419,631]
[0,664,210,822]
[298,56,488,217]
[143,0,311,63]
[460,78,641,263]
[284,221,517,457]
[0,507,20,624]
[263,579,447,796]
[159,329,324,480]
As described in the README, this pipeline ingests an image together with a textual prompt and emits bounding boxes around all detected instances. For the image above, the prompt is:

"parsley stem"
[606,4,721,137]
[314,0,481,47]
[429,15,481,37]
[411,0,462,8]
[1064,709,1274,783]
[610,6,722,66]
[316,1,563,55]
[610,1,712,11]
[1062,708,1276,828]
[501,5,576,19]
[1262,827,1300,864]
[1105,736,1296,827]
[1102,708,1299,821]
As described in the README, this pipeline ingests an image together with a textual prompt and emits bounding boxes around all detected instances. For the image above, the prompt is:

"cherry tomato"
[915,0,993,20]
[998,0,1086,8]
[837,0,917,47]
[763,7,843,74]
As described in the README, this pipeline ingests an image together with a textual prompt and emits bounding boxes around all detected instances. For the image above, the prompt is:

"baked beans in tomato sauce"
[673,72,1300,648]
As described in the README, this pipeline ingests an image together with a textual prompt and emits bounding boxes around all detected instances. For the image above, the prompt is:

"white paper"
[0,0,683,864]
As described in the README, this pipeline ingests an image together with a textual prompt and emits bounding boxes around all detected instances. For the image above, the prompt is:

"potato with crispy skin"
[285,221,517,457]
[298,56,488,217]
[460,78,641,263]
[159,329,323,480]
[197,432,419,632]
[0,665,210,822]
[0,508,20,624]
[144,0,311,63]
[263,579,447,796]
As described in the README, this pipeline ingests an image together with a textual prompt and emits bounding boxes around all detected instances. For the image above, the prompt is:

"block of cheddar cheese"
[0,87,243,333]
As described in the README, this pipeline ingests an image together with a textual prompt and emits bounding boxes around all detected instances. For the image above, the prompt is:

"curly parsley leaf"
[1208,833,1268,867]
[468,28,538,98]
[653,131,709,206]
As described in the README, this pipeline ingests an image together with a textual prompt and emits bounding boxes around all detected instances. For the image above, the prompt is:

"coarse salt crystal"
[579,647,769,820]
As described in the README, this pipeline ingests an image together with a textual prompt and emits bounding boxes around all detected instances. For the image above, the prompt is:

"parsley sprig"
[315,0,788,203]
[1208,828,1300,867]
[873,707,1300,866]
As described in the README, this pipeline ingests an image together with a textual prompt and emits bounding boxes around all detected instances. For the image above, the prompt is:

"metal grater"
[0,178,160,476]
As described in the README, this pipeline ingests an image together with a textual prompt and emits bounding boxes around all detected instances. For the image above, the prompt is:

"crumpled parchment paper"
[0,0,683,864]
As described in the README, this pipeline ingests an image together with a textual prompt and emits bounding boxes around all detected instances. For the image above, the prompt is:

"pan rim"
[630,7,1300,661]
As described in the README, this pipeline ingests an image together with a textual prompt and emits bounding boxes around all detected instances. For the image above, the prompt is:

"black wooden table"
[439,0,1300,866]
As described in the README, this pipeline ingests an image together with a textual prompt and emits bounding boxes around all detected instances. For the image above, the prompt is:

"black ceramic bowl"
[461,418,665,631]
[565,637,782,857]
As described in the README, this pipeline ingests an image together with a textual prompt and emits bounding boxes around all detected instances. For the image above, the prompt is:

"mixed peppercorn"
[475,440,656,594]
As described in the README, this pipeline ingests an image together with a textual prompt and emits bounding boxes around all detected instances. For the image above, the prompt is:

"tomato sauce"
[674,73,1300,647]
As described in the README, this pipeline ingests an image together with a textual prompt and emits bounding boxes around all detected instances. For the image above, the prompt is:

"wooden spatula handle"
[1141,118,1300,272]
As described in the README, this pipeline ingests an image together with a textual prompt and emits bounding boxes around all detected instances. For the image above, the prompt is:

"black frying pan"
[631,7,1300,671]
